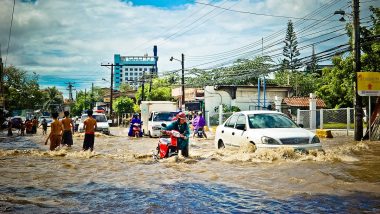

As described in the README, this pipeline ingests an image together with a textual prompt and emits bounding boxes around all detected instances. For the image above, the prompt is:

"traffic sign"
[357,72,380,96]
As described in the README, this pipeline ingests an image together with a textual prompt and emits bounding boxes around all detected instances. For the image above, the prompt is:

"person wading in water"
[45,112,63,151]
[83,110,97,152]
[61,111,74,148]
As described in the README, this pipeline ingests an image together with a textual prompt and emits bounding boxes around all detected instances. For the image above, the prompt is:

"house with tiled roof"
[283,97,326,109]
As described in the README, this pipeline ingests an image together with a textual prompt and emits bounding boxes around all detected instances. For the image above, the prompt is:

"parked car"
[78,113,111,135]
[214,110,322,152]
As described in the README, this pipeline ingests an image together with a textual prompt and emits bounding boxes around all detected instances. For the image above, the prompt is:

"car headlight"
[311,136,320,144]
[261,136,280,145]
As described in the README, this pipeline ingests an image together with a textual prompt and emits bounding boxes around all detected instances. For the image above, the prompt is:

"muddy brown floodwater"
[0,127,379,213]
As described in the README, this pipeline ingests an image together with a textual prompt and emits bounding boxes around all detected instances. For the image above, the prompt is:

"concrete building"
[204,85,293,114]
[114,46,158,90]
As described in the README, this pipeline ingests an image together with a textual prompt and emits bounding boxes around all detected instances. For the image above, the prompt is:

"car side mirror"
[298,124,304,128]
[236,124,246,131]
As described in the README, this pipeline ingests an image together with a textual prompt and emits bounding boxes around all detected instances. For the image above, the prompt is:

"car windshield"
[152,112,177,122]
[248,113,298,129]
[81,115,107,122]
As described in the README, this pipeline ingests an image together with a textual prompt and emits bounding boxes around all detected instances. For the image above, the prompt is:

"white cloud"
[1,0,371,97]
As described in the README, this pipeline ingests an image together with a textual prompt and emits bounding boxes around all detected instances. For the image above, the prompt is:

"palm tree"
[42,87,63,112]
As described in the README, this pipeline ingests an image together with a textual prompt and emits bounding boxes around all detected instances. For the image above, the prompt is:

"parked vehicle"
[214,110,322,152]
[140,101,177,137]
[78,113,111,135]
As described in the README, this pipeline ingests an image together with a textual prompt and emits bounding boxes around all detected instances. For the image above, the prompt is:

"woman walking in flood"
[45,112,63,151]
[61,111,74,147]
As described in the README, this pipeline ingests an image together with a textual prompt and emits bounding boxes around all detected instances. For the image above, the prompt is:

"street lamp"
[170,54,185,110]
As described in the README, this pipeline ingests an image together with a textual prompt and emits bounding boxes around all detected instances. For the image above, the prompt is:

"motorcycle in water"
[132,122,142,138]
[196,127,205,138]
[153,124,184,159]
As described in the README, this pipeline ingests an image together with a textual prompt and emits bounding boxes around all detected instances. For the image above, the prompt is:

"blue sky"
[126,0,195,8]
[0,0,377,98]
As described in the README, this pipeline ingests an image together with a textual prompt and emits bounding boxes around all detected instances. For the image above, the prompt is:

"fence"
[296,108,358,135]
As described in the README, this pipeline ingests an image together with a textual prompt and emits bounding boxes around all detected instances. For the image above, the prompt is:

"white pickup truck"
[146,111,178,137]
[140,101,178,137]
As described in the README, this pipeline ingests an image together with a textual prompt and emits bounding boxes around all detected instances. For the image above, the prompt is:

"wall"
[204,86,291,113]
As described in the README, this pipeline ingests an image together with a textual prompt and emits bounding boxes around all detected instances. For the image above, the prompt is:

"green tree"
[135,78,172,102]
[273,70,321,97]
[3,66,45,112]
[186,56,273,86]
[119,82,133,93]
[316,56,354,108]
[42,86,63,112]
[360,6,380,72]
[113,97,134,114]
[283,20,300,72]
[315,6,379,108]
[70,90,87,116]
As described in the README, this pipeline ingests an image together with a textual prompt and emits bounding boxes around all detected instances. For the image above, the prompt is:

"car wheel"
[217,140,225,149]
[249,142,257,153]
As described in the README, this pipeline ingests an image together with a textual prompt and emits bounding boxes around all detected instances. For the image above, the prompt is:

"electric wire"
[195,1,341,21]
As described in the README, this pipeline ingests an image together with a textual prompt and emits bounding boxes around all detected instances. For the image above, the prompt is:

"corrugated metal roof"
[283,97,326,108]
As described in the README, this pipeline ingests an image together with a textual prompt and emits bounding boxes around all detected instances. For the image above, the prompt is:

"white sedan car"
[214,110,322,152]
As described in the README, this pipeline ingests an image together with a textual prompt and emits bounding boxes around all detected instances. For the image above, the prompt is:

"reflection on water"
[0,130,379,213]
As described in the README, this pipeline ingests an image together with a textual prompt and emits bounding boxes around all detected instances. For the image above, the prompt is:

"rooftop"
[283,97,326,108]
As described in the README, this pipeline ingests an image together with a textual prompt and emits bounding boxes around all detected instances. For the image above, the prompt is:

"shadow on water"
[0,182,379,213]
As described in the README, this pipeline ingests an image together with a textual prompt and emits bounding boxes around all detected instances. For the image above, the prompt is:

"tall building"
[114,46,158,89]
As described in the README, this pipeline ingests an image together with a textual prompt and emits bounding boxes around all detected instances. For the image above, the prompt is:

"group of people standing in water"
[44,110,97,152]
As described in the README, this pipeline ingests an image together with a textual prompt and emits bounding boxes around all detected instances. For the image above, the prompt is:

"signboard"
[104,97,110,102]
[357,72,380,96]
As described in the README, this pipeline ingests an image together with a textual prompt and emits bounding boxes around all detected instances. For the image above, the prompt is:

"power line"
[186,0,347,60]
[5,0,16,67]
[195,1,341,21]
[129,1,210,53]
[151,0,231,48]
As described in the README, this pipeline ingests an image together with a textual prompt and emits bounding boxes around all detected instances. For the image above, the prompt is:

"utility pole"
[181,53,185,110]
[84,89,87,111]
[101,63,123,117]
[170,54,185,110]
[141,69,145,102]
[149,66,153,93]
[91,82,94,109]
[65,82,75,102]
[353,0,363,140]
[0,45,3,111]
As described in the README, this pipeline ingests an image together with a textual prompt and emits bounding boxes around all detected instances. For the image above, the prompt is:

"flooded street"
[0,128,379,213]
